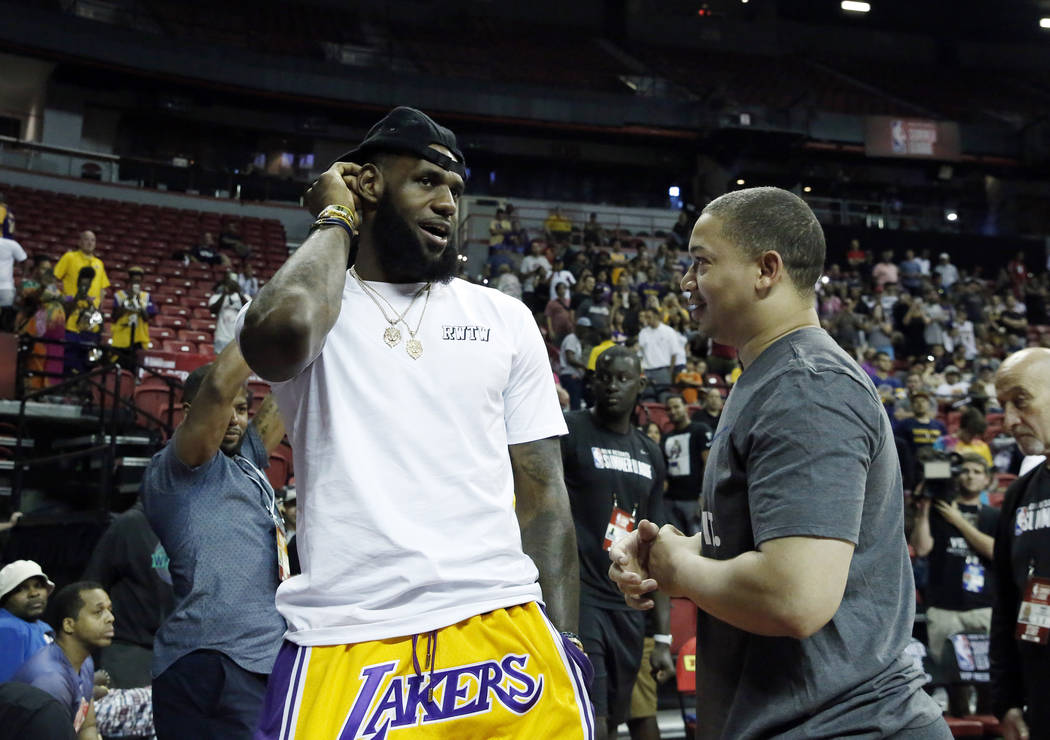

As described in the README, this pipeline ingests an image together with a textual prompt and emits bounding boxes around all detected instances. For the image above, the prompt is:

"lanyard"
[233,455,284,532]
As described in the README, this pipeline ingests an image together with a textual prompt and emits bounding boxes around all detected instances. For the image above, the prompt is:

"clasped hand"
[607,520,700,608]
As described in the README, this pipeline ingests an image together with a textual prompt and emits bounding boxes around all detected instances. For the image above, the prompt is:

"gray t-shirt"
[697,327,943,739]
[141,425,286,677]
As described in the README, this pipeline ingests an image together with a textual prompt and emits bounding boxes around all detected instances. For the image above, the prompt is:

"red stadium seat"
[161,340,197,354]
[177,329,210,344]
[192,307,213,320]
[188,318,216,332]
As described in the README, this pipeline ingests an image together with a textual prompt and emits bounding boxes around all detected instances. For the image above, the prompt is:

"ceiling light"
[736,178,745,185]
[841,1,871,13]
[803,186,812,193]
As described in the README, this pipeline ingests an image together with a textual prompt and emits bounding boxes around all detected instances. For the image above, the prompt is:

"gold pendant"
[383,326,401,347]
[406,338,423,360]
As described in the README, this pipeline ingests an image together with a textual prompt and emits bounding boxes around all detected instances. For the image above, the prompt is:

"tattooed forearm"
[509,438,579,633]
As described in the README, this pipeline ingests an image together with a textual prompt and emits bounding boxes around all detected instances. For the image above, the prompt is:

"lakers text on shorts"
[256,601,595,739]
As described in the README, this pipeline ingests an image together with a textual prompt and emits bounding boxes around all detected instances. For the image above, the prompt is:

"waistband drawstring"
[411,630,439,701]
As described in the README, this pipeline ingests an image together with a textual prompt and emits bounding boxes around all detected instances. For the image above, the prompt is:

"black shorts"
[579,602,646,725]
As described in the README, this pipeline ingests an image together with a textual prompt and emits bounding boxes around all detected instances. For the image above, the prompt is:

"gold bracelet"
[318,204,358,231]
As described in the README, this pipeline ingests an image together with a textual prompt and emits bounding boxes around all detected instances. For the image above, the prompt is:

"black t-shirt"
[925,502,999,610]
[691,408,720,432]
[81,502,175,647]
[561,410,666,610]
[661,422,712,501]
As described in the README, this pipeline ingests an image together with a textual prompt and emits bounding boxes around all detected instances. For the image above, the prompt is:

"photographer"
[208,271,249,354]
[111,266,156,353]
[911,453,998,684]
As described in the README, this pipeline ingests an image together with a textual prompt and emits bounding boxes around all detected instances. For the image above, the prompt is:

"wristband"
[310,217,354,241]
[653,633,672,645]
[318,204,359,230]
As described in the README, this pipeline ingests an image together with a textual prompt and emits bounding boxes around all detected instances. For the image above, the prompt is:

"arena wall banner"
[864,117,961,161]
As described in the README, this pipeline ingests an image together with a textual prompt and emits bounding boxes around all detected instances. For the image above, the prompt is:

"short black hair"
[702,187,826,295]
[77,266,96,283]
[596,345,641,374]
[51,581,104,625]
[182,363,251,406]
[182,363,213,404]
[665,393,686,405]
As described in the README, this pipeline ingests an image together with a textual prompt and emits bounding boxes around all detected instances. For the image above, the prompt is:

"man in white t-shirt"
[239,107,593,738]
[637,308,680,401]
[0,236,27,332]
[208,272,249,353]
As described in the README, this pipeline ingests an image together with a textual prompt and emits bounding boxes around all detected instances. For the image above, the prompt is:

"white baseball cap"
[0,560,56,602]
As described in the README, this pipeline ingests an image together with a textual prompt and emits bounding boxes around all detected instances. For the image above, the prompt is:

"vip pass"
[350,267,432,360]
[311,204,359,240]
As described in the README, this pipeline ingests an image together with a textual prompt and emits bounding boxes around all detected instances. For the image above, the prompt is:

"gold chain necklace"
[403,283,432,360]
[349,267,430,354]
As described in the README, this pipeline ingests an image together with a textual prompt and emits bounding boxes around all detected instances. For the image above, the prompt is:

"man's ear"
[62,616,76,635]
[354,164,384,209]
[755,250,785,293]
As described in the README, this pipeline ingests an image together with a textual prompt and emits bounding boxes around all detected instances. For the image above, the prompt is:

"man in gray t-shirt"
[610,188,947,739]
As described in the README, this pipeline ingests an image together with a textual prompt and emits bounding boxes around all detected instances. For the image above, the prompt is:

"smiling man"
[240,107,591,738]
[0,560,56,681]
[140,343,288,739]
[609,187,947,739]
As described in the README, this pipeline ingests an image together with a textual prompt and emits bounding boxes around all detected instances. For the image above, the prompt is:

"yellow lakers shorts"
[255,601,595,739]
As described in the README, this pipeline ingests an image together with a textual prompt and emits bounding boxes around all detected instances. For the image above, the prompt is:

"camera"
[918,449,963,503]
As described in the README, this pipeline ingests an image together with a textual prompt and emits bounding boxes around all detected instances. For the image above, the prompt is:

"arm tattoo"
[510,438,580,633]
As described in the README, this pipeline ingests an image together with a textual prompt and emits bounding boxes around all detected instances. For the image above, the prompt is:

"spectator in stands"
[544,206,573,244]
[896,390,947,463]
[974,364,1000,409]
[637,308,680,402]
[279,486,301,576]
[561,346,669,740]
[945,408,994,468]
[582,284,612,331]
[489,207,513,247]
[17,264,66,389]
[910,453,998,714]
[545,281,575,343]
[935,365,969,401]
[504,203,526,245]
[549,256,576,301]
[675,357,705,405]
[494,263,522,300]
[990,348,1050,740]
[81,496,175,689]
[209,272,251,353]
[899,249,923,294]
[872,249,898,289]
[867,350,902,394]
[661,394,712,536]
[110,266,157,353]
[0,560,56,682]
[219,221,251,261]
[586,326,617,372]
[0,191,14,238]
[141,345,287,739]
[235,263,260,298]
[923,290,951,350]
[559,317,590,411]
[671,210,691,248]
[0,233,26,331]
[54,231,109,306]
[520,239,552,312]
[583,212,605,246]
[191,232,229,267]
[896,292,929,361]
[64,267,104,376]
[12,581,114,739]
[993,293,1028,352]
[691,386,723,431]
[935,252,959,293]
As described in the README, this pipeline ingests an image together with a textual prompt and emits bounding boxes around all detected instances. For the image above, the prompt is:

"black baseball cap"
[337,107,465,178]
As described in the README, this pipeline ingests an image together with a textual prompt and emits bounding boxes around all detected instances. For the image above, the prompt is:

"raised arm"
[173,342,253,467]
[509,437,580,634]
[250,393,287,455]
[240,163,361,381]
